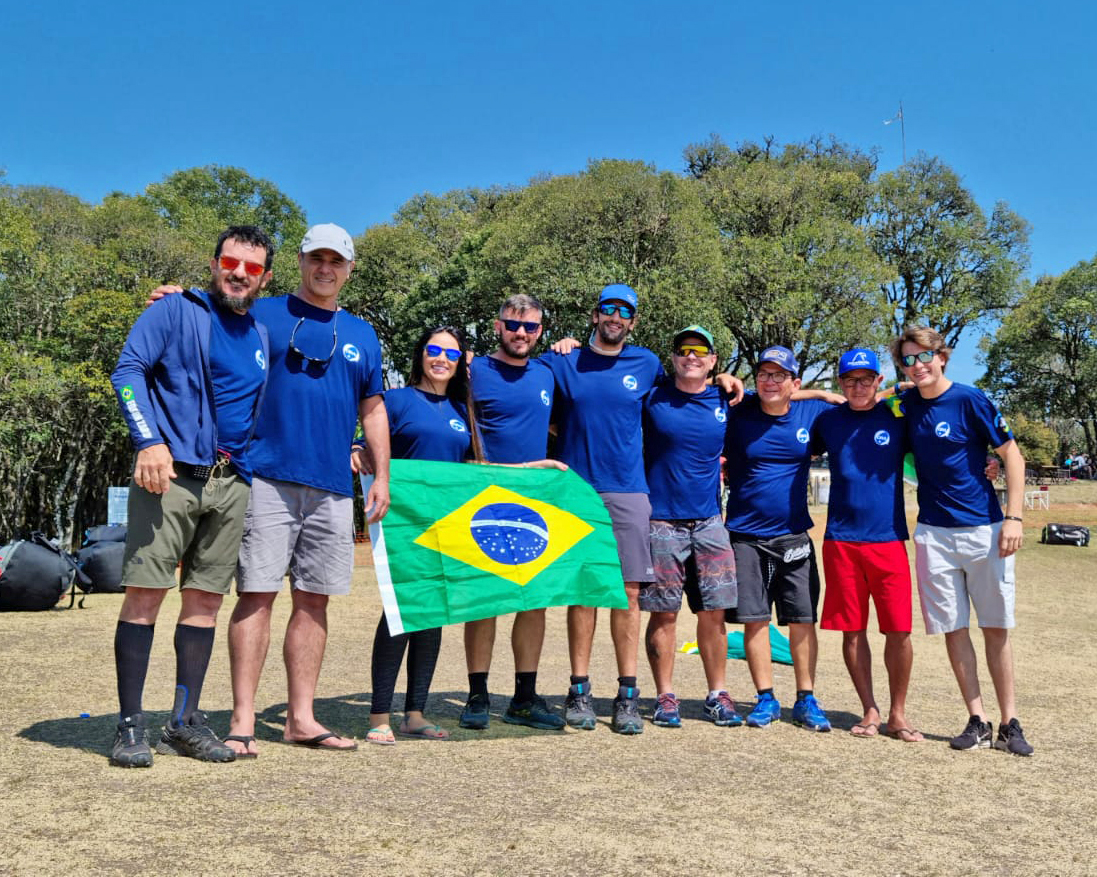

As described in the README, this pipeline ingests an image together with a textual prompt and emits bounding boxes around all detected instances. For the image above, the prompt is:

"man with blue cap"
[810,348,922,742]
[723,345,835,732]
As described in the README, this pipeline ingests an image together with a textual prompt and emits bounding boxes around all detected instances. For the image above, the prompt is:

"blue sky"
[3,1,1094,383]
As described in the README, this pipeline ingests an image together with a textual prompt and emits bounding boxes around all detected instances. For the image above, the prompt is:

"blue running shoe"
[703,691,743,727]
[459,693,491,730]
[745,692,781,728]
[652,693,682,728]
[791,694,832,732]
[565,682,597,730]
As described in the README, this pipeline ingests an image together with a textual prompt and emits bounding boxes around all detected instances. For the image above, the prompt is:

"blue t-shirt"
[899,383,1013,527]
[247,295,384,497]
[469,355,554,463]
[205,293,267,482]
[643,383,729,520]
[544,345,665,493]
[385,387,471,463]
[723,395,833,537]
[810,401,909,542]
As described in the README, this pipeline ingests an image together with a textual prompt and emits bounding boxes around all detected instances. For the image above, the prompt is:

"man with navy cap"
[810,348,921,741]
[723,345,835,731]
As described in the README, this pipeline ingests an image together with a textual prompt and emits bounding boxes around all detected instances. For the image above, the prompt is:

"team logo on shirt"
[622,375,638,391]
[714,407,726,423]
[540,390,551,406]
[449,418,467,433]
[796,428,810,444]
[255,350,266,370]
[342,344,361,363]
[874,430,890,446]
[935,421,951,438]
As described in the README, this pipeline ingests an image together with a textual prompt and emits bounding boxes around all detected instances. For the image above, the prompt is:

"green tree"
[872,154,1029,346]
[982,257,1097,460]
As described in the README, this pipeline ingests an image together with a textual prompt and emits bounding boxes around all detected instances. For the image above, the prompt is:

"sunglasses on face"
[426,344,462,362]
[289,316,337,366]
[218,255,266,277]
[900,350,936,367]
[839,375,877,388]
[501,319,541,333]
[597,302,635,320]
[675,344,711,358]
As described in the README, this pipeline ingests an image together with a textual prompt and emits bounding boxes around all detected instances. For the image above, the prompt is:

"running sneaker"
[459,693,491,730]
[703,691,743,727]
[611,688,643,735]
[503,696,565,730]
[745,692,781,728]
[652,693,682,728]
[993,718,1034,756]
[949,715,993,751]
[791,694,831,732]
[564,681,597,730]
[111,713,152,768]
[155,711,236,762]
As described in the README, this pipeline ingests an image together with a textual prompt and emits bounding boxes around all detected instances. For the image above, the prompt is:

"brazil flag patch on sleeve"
[365,460,627,634]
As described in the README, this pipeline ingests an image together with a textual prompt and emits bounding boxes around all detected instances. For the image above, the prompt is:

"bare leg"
[944,627,986,718]
[511,609,545,673]
[283,589,353,748]
[788,622,817,691]
[743,621,773,691]
[982,627,1017,723]
[119,586,169,625]
[464,617,496,674]
[645,611,678,694]
[842,630,880,733]
[696,610,728,692]
[883,631,918,737]
[567,606,596,676]
[226,591,277,756]
[609,583,641,678]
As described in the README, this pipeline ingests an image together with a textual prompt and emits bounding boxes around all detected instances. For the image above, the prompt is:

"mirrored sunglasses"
[426,344,462,362]
[218,255,266,277]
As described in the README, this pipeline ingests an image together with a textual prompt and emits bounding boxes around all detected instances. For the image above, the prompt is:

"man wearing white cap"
[146,224,390,754]
[810,348,921,742]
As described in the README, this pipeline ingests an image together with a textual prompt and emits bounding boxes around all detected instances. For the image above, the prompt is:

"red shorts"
[821,540,912,633]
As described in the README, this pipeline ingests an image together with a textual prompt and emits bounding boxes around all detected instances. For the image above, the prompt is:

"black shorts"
[724,531,819,625]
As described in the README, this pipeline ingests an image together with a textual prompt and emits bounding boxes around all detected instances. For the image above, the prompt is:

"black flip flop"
[285,732,358,752]
[224,734,259,759]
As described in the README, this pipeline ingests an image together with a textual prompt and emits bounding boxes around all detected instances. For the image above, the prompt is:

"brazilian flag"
[366,460,627,634]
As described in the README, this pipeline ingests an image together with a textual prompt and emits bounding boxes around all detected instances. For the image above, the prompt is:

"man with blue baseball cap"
[810,348,922,741]
[723,345,836,731]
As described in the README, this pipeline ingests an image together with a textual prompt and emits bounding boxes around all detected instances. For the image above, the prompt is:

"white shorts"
[913,522,1015,634]
[237,476,354,596]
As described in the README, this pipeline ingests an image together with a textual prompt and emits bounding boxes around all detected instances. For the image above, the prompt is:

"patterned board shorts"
[640,515,737,614]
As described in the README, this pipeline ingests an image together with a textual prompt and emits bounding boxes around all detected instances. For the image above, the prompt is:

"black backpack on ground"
[1040,523,1091,547]
[0,533,89,611]
[77,524,127,597]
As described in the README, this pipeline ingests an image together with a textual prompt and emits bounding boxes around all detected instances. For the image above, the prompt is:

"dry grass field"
[3,483,1097,876]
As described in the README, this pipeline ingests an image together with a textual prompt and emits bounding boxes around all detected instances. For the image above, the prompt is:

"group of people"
[106,221,1034,769]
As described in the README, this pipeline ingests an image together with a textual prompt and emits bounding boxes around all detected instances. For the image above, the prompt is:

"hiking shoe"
[611,688,643,735]
[652,693,682,728]
[791,694,831,732]
[703,691,743,727]
[111,713,153,768]
[459,693,491,730]
[503,696,565,730]
[155,711,236,762]
[949,715,993,751]
[745,692,781,728]
[993,718,1034,756]
[565,682,597,730]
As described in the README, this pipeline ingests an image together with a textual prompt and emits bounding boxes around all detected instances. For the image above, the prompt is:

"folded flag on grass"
[363,460,627,634]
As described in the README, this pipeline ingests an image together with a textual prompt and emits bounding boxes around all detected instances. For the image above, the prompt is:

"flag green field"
[365,460,627,634]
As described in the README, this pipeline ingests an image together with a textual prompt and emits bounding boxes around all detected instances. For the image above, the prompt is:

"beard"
[595,320,628,345]
[499,334,535,360]
[210,278,259,312]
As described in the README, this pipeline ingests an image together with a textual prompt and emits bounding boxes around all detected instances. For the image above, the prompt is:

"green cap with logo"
[673,325,715,350]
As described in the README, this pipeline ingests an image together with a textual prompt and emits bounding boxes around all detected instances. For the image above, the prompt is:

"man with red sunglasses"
[108,225,273,767]
[147,223,391,756]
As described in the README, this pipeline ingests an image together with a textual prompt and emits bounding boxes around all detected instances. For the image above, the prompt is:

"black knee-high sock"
[170,624,215,726]
[371,613,409,716]
[115,620,155,718]
[405,627,443,714]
